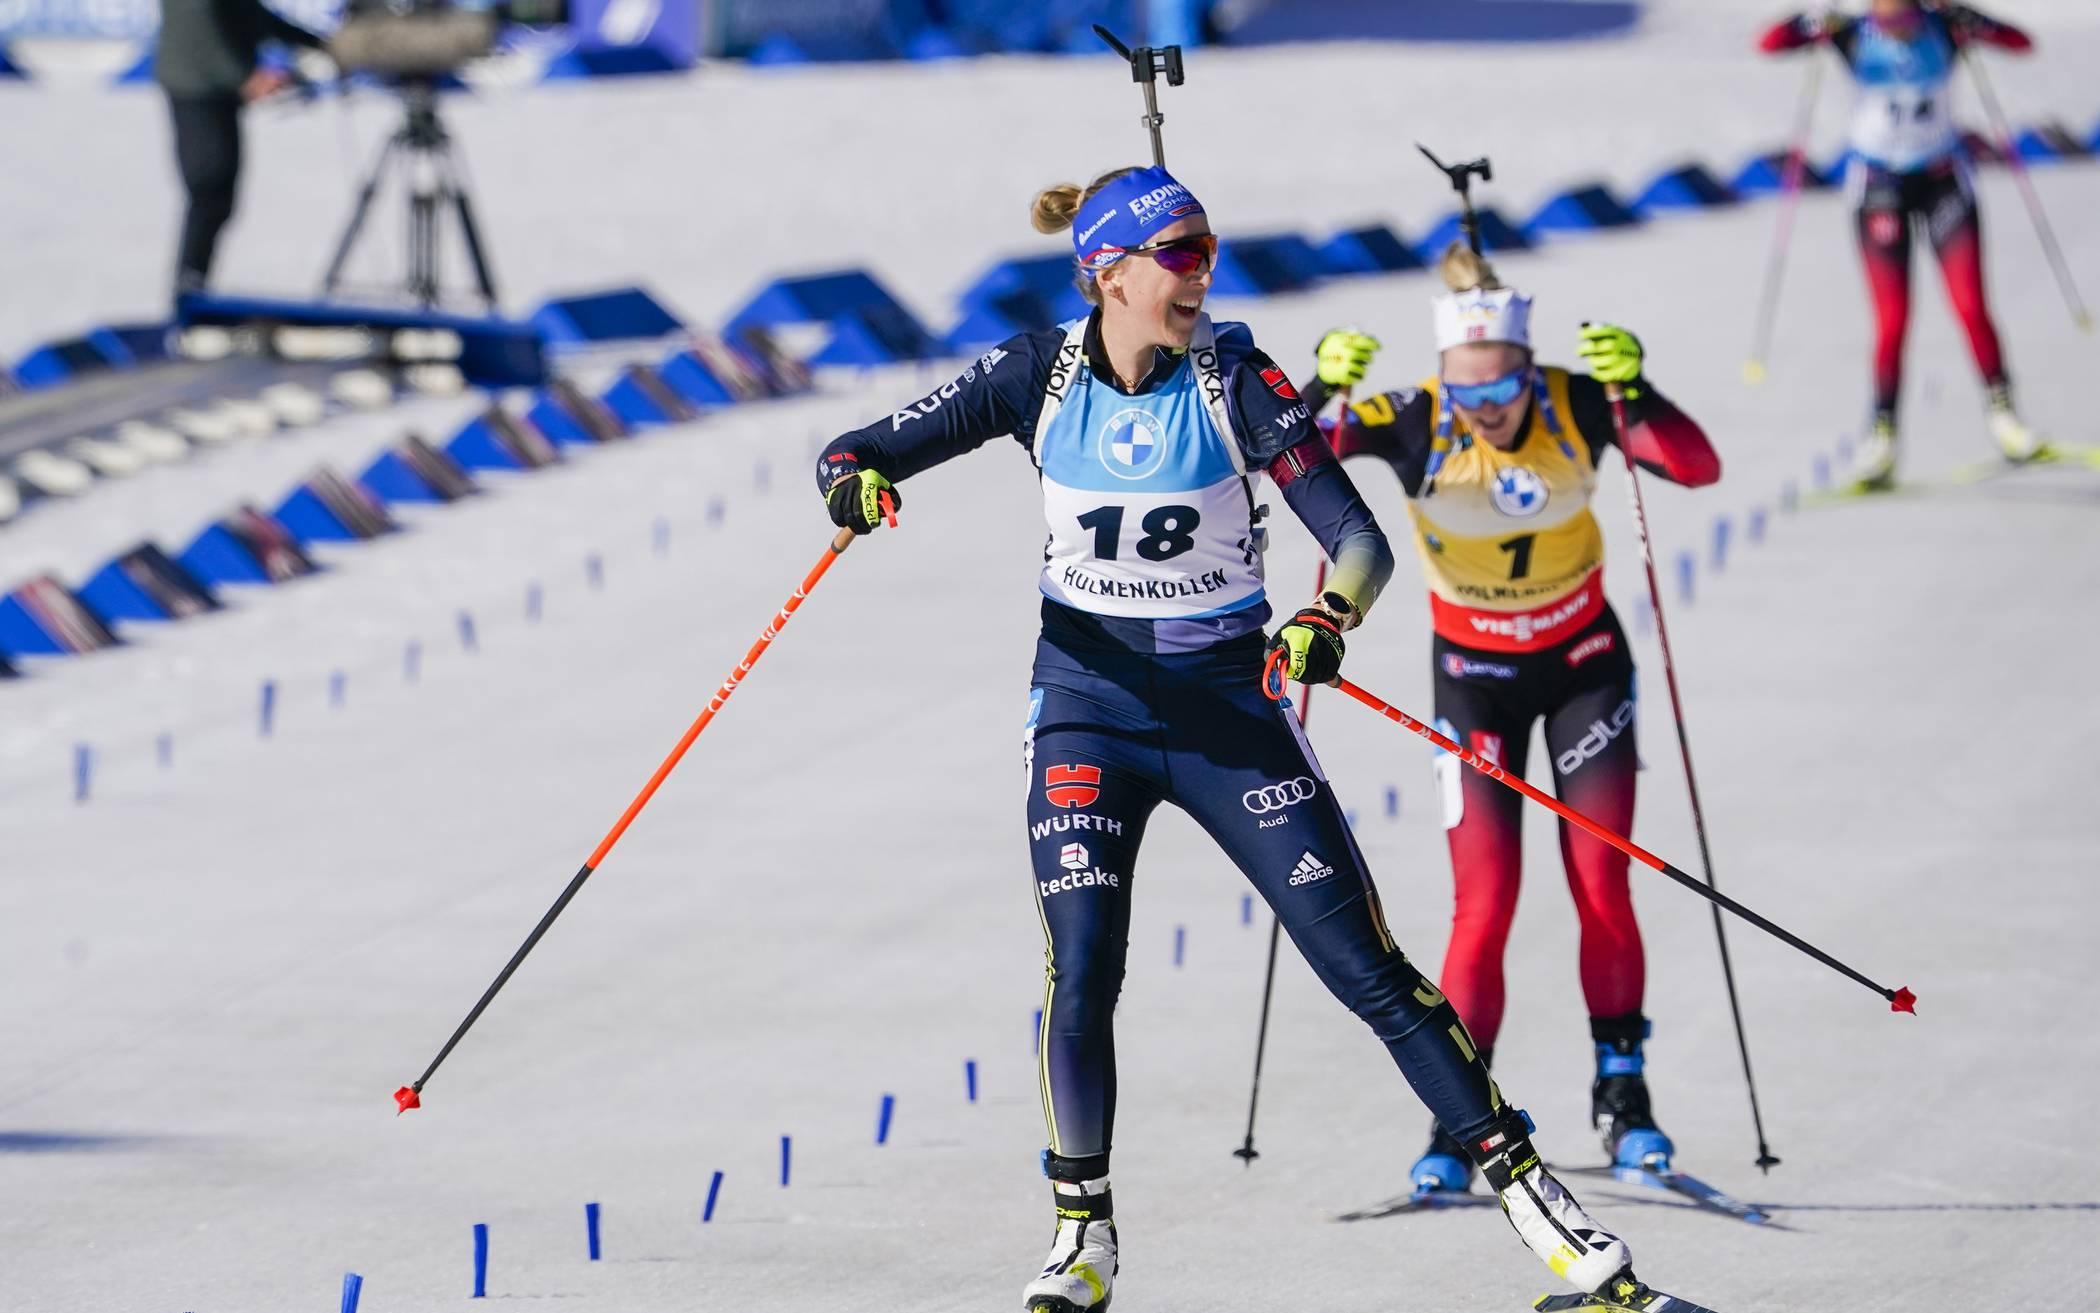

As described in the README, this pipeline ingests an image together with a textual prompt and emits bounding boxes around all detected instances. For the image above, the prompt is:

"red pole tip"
[879,491,897,528]
[394,1085,422,1114]
[1890,987,1917,1015]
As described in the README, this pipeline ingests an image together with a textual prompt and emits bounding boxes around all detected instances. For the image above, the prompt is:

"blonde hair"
[1032,167,1143,306]
[1437,242,1504,294]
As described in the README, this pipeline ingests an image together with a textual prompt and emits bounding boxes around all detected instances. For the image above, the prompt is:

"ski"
[1609,1163,1771,1226]
[1947,440,2100,486]
[1533,1280,1722,1312]
[1334,1188,1499,1222]
[1805,440,2100,506]
[1799,479,1924,507]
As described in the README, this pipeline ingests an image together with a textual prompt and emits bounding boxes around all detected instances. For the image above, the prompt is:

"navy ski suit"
[819,313,1509,1176]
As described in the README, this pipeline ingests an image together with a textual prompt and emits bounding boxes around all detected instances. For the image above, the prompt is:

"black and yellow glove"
[1577,321,1645,399]
[824,466,899,534]
[1266,605,1348,686]
[1315,329,1381,389]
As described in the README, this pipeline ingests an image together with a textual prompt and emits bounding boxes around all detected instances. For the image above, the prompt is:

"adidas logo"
[1287,850,1335,887]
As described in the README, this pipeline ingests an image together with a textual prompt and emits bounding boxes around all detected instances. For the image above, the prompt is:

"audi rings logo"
[1243,777,1317,814]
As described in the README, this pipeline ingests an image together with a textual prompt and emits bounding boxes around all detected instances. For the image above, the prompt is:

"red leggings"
[1857,160,2007,417]
[1431,614,1643,1048]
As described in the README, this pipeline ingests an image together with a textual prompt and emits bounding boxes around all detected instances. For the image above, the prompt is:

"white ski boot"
[1472,1109,1633,1295]
[1023,1177,1117,1312]
[1988,386,2044,463]
[1853,411,1898,492]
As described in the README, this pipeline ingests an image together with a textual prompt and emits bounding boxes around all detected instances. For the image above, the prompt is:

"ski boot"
[1987,384,2045,463]
[1852,410,1898,491]
[1468,1107,1633,1294]
[1023,1174,1117,1312]
[1592,1014,1674,1171]
[1534,1268,1723,1311]
[1410,1119,1477,1194]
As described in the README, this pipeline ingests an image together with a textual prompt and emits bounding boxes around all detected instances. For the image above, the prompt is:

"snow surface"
[4,9,2100,1311]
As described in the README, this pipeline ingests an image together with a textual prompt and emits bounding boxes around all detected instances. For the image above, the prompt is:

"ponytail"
[1032,166,1146,306]
[1437,242,1504,294]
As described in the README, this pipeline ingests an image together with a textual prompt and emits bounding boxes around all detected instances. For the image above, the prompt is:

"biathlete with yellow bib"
[1296,244,1722,1197]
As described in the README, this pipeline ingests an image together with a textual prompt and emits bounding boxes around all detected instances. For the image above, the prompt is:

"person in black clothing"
[155,0,327,295]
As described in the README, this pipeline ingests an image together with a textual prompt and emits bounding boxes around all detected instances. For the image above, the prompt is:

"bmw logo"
[1100,409,1169,480]
[1490,466,1548,518]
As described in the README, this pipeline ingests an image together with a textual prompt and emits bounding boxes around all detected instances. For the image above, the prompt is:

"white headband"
[1433,286,1533,352]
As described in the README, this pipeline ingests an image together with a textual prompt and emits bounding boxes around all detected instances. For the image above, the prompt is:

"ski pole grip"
[1261,646,1289,702]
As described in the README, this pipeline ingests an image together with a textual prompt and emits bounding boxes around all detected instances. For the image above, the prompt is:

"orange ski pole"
[396,499,893,1113]
[1261,653,1915,1015]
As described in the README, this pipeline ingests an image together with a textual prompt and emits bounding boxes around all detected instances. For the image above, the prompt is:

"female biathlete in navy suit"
[1299,244,1721,1198]
[817,167,1706,1313]
[1760,0,2041,489]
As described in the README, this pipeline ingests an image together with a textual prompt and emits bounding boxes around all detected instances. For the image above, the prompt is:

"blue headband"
[1071,166,1207,277]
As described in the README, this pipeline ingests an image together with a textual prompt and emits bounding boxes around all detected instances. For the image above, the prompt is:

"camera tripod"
[321,79,499,311]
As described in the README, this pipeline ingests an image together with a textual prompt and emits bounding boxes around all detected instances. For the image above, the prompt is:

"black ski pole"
[1602,383,1781,1173]
[1233,472,1340,1163]
[1233,914,1285,1164]
[1958,41,2091,331]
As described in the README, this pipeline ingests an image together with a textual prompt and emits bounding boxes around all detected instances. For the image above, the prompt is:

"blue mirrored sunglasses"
[1442,365,1531,410]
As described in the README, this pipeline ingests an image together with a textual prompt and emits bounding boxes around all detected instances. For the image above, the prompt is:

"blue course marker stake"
[1033,1008,1043,1054]
[653,517,670,555]
[72,743,92,803]
[1174,925,1186,968]
[526,584,543,623]
[329,670,347,707]
[1384,785,1400,818]
[340,1273,363,1313]
[1634,594,1655,637]
[259,679,277,737]
[156,733,173,769]
[780,1135,792,1187]
[1240,893,1253,926]
[1675,552,1695,606]
[586,554,604,590]
[1836,435,1854,466]
[404,641,422,684]
[1711,516,1731,573]
[458,611,478,652]
[472,1223,488,1298]
[1812,455,1831,490]
[965,1059,979,1103]
[703,1170,724,1222]
[876,1093,895,1145]
[706,497,725,526]
[585,1201,601,1260]
[1748,507,1768,544]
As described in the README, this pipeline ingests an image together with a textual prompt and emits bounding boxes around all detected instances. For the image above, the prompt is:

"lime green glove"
[1577,322,1644,398]
[1315,329,1381,389]
[1265,605,1347,685]
[824,466,899,534]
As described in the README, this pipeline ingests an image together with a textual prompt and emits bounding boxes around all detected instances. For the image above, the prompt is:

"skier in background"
[815,166,1710,1313]
[1759,0,2040,490]
[1299,244,1721,1198]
